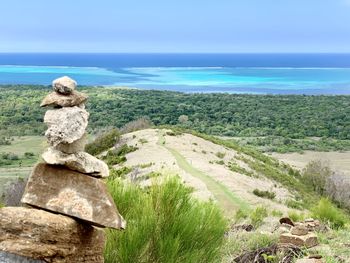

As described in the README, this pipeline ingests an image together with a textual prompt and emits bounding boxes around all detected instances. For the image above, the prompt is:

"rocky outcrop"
[0,207,105,263]
[22,163,124,228]
[0,76,125,262]
[42,147,109,177]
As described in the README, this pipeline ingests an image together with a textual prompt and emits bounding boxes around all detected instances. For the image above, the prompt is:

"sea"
[1,53,350,94]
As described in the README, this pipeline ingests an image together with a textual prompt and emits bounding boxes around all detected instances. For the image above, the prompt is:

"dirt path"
[158,131,250,215]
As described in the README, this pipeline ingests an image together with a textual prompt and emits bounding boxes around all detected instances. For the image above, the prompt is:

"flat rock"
[55,133,87,154]
[21,163,126,229]
[42,147,109,177]
[53,76,76,94]
[40,90,88,107]
[291,225,309,236]
[0,206,105,262]
[44,106,89,147]
[279,232,318,248]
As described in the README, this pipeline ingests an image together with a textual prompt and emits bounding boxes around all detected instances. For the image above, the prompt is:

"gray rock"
[52,76,77,94]
[42,147,109,177]
[40,90,88,107]
[0,207,105,263]
[55,133,87,154]
[21,163,126,229]
[44,106,89,147]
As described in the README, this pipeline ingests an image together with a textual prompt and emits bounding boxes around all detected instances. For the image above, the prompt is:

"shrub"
[302,160,332,196]
[253,189,276,200]
[326,172,350,210]
[287,211,306,222]
[215,152,226,159]
[249,206,268,227]
[103,144,138,166]
[120,117,153,134]
[285,199,304,210]
[24,152,35,158]
[85,129,120,156]
[311,198,347,229]
[105,176,227,263]
[3,177,27,206]
[234,208,249,223]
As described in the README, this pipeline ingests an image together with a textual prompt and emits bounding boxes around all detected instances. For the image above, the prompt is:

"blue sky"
[1,0,350,53]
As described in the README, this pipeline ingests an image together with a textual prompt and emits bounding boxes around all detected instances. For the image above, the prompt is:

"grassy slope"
[158,131,250,215]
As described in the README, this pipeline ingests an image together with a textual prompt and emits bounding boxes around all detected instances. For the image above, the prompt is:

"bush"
[326,172,350,210]
[249,206,268,227]
[252,189,276,200]
[85,129,120,156]
[3,177,27,206]
[215,152,226,159]
[120,117,153,134]
[287,211,306,223]
[311,198,347,229]
[103,144,138,166]
[302,160,332,195]
[105,176,227,263]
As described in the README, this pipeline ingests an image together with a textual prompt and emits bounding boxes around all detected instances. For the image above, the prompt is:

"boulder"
[42,147,109,177]
[279,232,318,248]
[55,133,87,154]
[53,76,76,94]
[44,106,89,147]
[40,91,88,107]
[0,207,105,263]
[21,163,126,229]
[291,225,309,236]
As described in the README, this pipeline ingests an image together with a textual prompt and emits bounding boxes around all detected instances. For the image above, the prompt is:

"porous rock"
[21,163,126,229]
[40,90,88,107]
[42,147,109,177]
[44,106,89,147]
[291,225,309,236]
[53,76,76,94]
[55,133,87,154]
[279,232,318,248]
[0,206,105,263]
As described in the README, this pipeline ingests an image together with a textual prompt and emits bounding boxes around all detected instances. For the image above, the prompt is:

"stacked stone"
[279,223,318,248]
[23,76,125,229]
[0,76,125,263]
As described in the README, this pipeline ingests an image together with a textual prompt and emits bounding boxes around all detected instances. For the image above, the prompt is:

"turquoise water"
[1,53,350,94]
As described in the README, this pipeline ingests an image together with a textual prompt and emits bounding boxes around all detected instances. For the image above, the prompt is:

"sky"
[1,0,350,53]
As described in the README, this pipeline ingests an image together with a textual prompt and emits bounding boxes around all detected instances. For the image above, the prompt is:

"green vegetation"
[252,189,276,200]
[85,129,120,155]
[215,152,226,159]
[2,86,350,148]
[105,176,227,263]
[249,206,268,227]
[103,144,138,166]
[311,198,347,229]
[235,136,350,153]
[287,211,306,222]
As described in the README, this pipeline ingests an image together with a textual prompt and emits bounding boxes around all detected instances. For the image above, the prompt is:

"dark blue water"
[1,53,350,94]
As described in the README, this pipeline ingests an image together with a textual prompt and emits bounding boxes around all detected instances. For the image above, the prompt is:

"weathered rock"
[53,76,76,94]
[40,90,88,107]
[295,259,323,263]
[0,251,44,263]
[21,163,125,229]
[279,232,318,248]
[55,133,87,154]
[0,207,105,263]
[42,147,109,177]
[291,225,309,236]
[44,106,89,147]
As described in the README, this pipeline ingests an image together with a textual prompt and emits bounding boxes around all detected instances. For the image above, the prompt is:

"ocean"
[1,53,350,94]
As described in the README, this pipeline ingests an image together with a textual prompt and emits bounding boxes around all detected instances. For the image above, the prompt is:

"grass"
[249,206,268,227]
[0,136,45,156]
[105,176,227,263]
[311,198,348,229]
[158,132,250,215]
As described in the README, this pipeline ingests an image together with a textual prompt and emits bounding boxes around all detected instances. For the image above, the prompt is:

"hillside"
[112,129,305,216]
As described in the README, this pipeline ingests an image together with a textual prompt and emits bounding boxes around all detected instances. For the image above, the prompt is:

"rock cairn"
[0,76,125,262]
[279,218,319,248]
